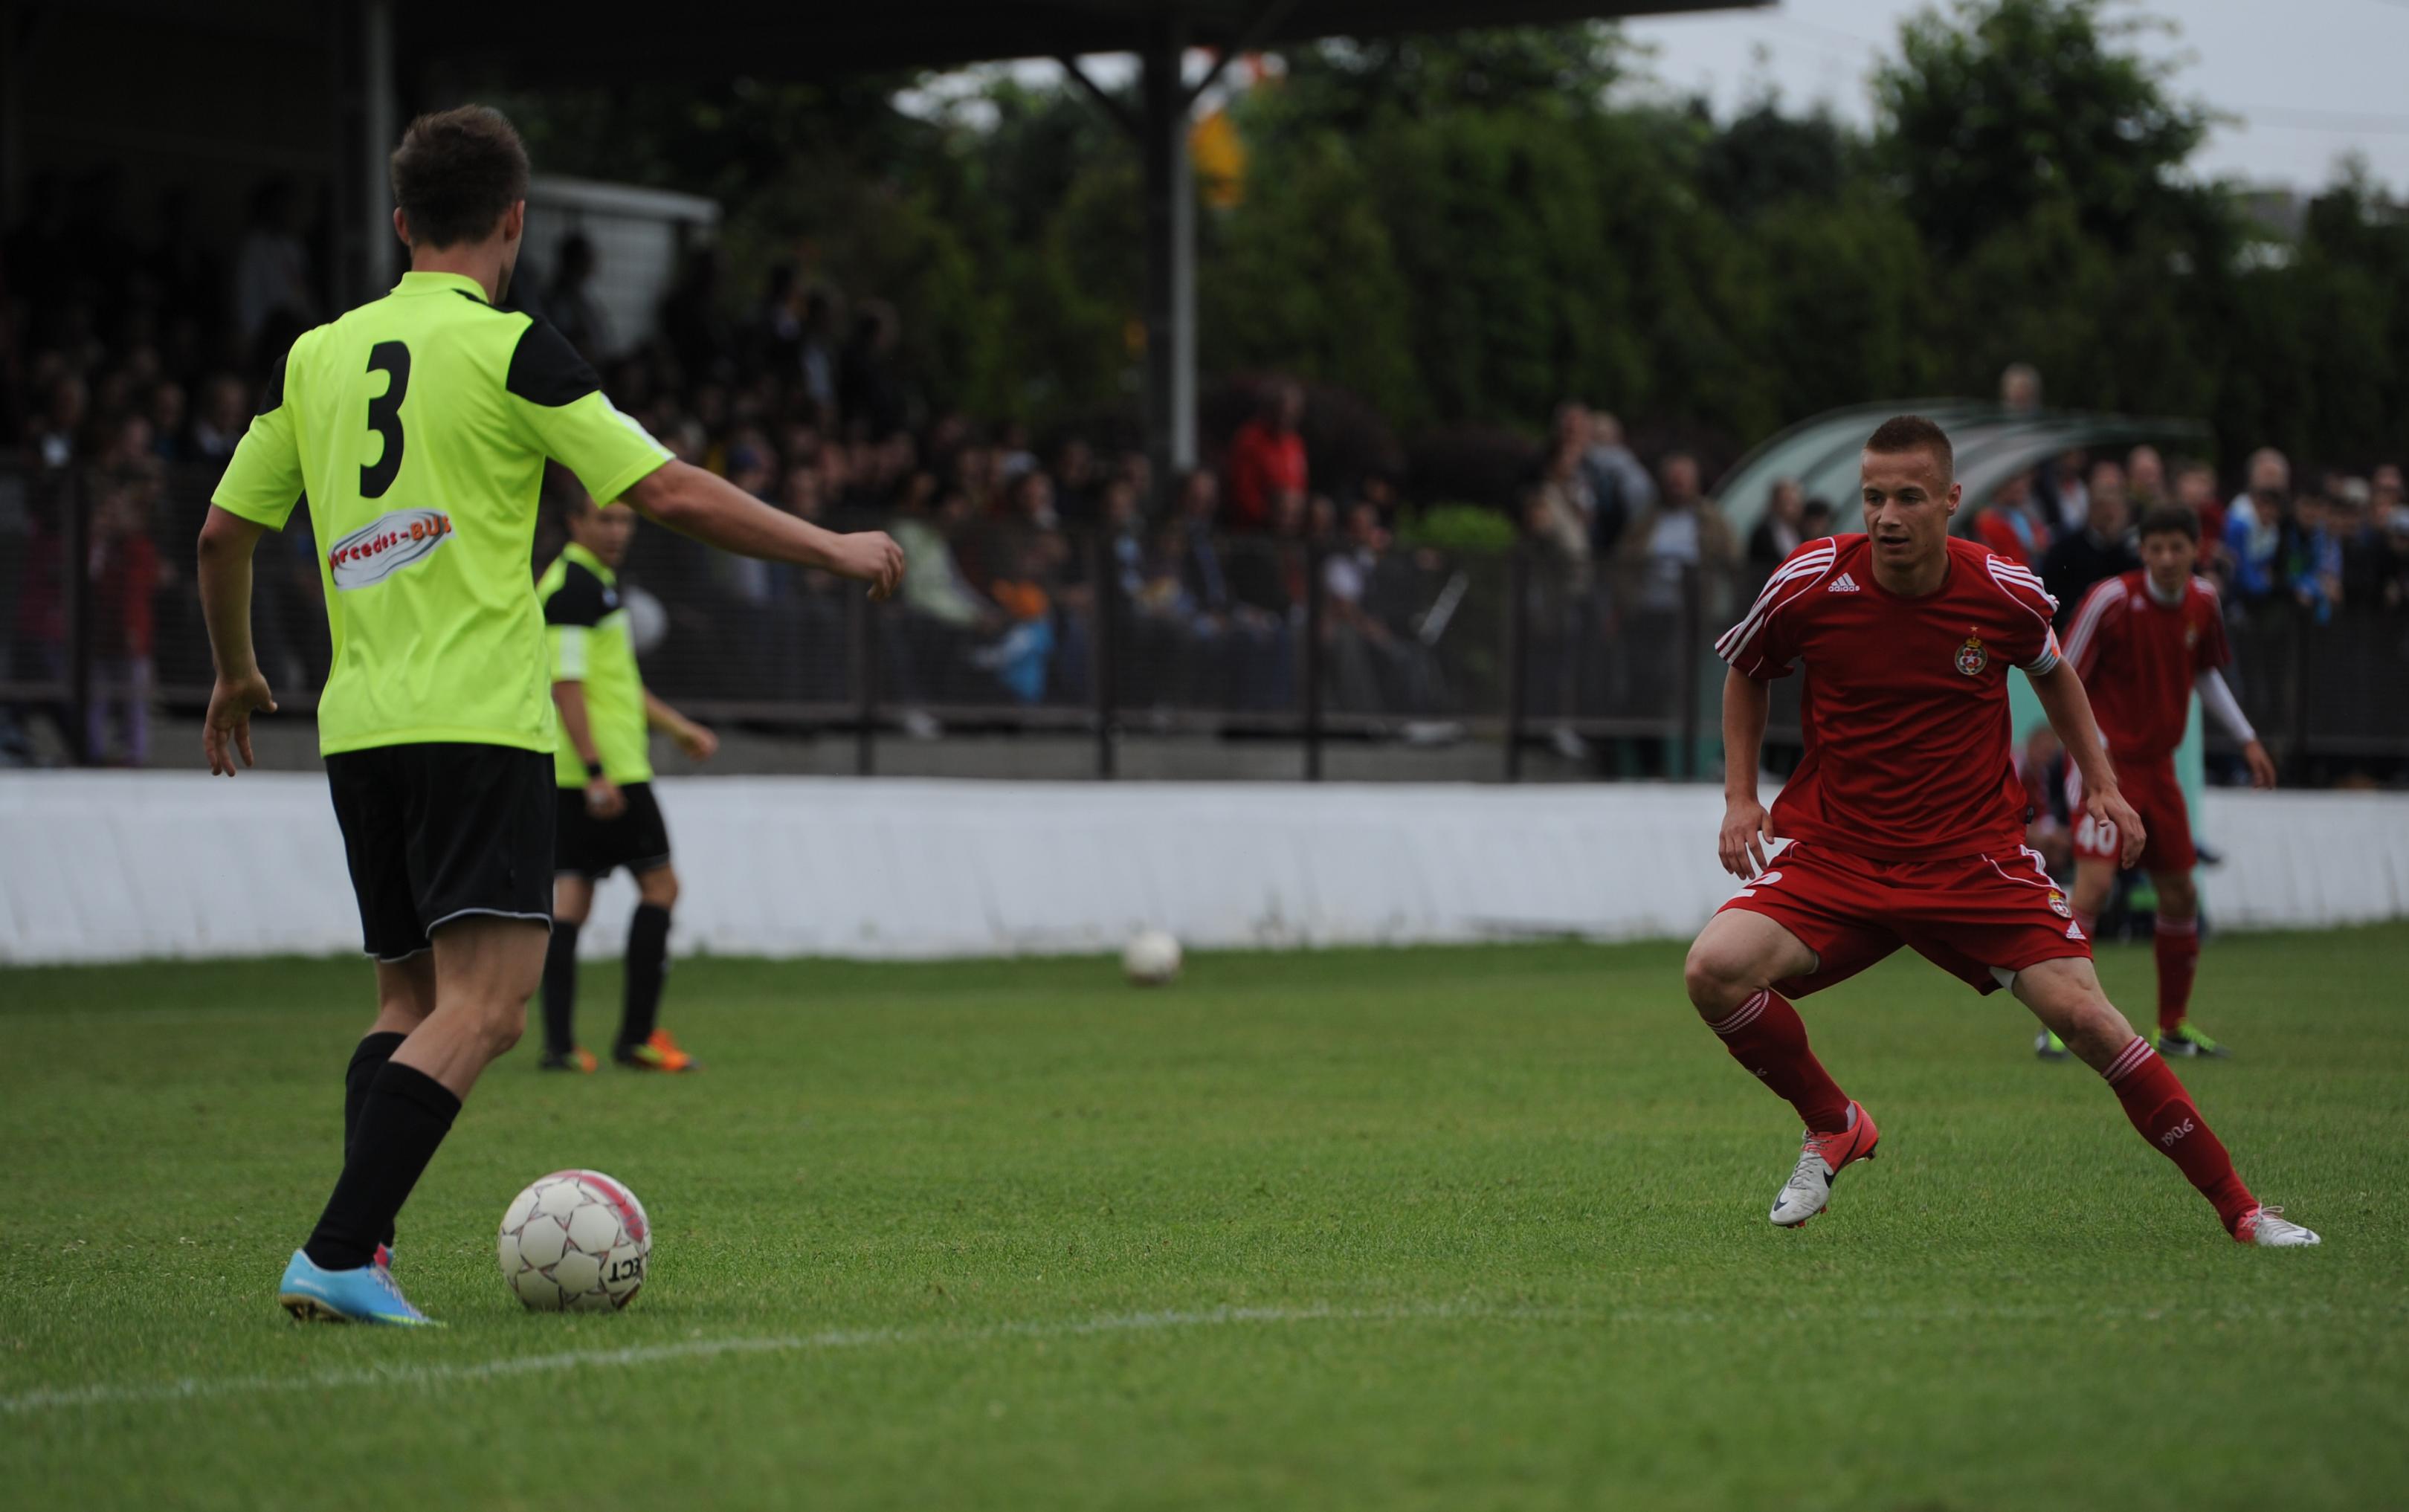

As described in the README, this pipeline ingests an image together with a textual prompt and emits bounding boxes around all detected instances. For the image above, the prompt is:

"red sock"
[2102,1037,2256,1234]
[2153,915,2199,1035]
[1705,989,1851,1134]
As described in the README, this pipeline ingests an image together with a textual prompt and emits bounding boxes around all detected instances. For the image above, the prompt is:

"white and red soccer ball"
[497,1169,651,1312]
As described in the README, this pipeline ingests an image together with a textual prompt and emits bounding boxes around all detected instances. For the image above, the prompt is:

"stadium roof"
[394,1,1763,80]
[1714,401,2214,534]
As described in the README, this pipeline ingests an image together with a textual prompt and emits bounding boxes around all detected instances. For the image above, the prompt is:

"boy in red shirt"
[1686,416,2315,1247]
[2051,505,2277,1059]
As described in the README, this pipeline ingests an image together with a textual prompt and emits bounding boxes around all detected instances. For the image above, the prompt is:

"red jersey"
[2062,569,2228,762]
[1973,506,2049,566]
[1223,419,1306,532]
[1718,534,2063,863]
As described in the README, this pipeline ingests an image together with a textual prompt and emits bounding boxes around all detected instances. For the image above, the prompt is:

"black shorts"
[555,781,673,880]
[324,743,556,962]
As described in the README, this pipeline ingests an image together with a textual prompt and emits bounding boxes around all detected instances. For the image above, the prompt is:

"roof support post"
[332,0,398,311]
[1138,12,1196,500]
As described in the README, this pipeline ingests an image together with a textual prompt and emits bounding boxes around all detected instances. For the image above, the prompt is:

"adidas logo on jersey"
[1828,572,1860,593]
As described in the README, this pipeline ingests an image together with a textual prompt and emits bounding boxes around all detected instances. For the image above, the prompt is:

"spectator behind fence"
[1747,478,1807,575]
[546,234,610,361]
[2225,448,2293,600]
[2000,361,2042,415]
[2292,489,2346,623]
[2352,481,2409,610]
[1526,413,1596,592]
[1974,470,2051,567]
[1799,497,1836,539]
[84,476,161,764]
[2176,460,2225,575]
[2040,458,2138,624]
[1620,453,1738,770]
[1224,381,1306,533]
[231,176,312,349]
[1582,407,1654,556]
[1170,468,1290,710]
[2037,448,2089,534]
[2126,445,2166,512]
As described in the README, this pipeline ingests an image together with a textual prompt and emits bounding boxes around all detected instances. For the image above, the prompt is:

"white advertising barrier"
[1,772,2405,965]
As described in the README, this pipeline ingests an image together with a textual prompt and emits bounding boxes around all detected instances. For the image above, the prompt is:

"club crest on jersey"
[2046,888,2073,919]
[1954,633,1988,676]
[328,508,454,590]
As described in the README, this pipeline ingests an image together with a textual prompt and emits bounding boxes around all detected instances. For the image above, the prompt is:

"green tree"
[1874,0,2216,258]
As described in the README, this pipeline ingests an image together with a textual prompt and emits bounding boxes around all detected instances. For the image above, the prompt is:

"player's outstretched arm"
[2196,668,2277,788]
[196,505,278,775]
[644,690,718,763]
[624,461,903,600]
[1718,667,1776,878]
[2027,659,2146,868]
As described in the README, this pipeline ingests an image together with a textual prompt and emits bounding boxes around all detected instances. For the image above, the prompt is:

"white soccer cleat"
[1769,1101,1880,1228]
[2236,1206,2321,1247]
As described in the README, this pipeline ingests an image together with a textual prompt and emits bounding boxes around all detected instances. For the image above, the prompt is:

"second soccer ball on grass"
[1123,929,1183,986]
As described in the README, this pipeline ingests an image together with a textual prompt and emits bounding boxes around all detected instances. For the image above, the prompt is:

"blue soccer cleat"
[277,1249,442,1326]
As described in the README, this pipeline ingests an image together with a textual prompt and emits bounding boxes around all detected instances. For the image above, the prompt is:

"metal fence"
[4,459,2405,783]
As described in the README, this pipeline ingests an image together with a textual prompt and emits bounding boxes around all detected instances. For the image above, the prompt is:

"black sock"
[344,1032,408,1161]
[619,903,671,1051]
[303,1062,460,1272]
[345,1031,409,1250]
[542,920,583,1056]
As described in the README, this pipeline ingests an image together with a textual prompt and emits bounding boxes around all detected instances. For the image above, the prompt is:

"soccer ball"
[497,1169,651,1312]
[1122,928,1183,986]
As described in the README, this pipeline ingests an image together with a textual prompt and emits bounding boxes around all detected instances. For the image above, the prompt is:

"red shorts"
[2067,755,2196,873]
[1717,839,2092,999]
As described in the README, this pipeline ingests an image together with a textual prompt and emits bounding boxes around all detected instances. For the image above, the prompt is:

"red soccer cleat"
[1770,1101,1880,1227]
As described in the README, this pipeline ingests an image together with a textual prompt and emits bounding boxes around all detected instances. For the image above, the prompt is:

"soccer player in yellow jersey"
[535,485,715,1074]
[197,106,903,1325]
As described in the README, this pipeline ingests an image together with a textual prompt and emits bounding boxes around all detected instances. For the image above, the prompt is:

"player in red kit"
[2045,505,2278,1060]
[1683,416,2318,1246]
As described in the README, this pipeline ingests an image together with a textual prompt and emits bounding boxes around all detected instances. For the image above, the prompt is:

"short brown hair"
[391,105,529,248]
[2137,504,2201,543]
[1864,415,1954,479]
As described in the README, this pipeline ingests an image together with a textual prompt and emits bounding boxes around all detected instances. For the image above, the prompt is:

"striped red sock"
[1704,989,1851,1134]
[2154,915,2200,1035]
[2102,1036,2256,1234]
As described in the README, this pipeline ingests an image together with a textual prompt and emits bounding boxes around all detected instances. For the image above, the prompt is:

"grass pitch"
[3,927,2405,1511]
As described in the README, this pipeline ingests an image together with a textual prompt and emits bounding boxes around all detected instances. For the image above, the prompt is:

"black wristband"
[584,758,605,781]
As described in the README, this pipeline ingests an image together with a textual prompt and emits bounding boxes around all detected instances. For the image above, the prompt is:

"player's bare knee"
[639,866,680,908]
[476,1000,528,1058]
[1683,940,1755,1015]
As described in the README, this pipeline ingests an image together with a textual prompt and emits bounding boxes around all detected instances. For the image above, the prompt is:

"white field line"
[0,1296,2373,1418]
[0,1302,1534,1417]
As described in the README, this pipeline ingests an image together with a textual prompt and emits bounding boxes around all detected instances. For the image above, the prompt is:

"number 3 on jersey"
[361,341,411,497]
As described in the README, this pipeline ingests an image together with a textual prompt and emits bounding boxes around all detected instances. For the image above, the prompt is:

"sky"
[1619,0,2409,191]
[921,0,2409,194]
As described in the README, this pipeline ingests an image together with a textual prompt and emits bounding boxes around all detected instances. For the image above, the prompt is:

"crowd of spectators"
[3,183,2405,772]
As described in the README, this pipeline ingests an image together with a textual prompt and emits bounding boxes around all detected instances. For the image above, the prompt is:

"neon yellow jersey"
[210,271,672,755]
[538,540,652,788]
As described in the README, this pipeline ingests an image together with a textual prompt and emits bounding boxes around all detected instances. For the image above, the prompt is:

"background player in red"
[2048,505,2278,1060]
[1683,416,2318,1247]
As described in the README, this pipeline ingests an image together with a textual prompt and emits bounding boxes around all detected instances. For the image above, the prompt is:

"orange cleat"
[1770,1100,1880,1227]
[616,1029,701,1073]
[539,1047,598,1073]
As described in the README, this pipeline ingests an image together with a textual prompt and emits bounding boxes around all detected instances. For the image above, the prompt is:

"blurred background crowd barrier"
[5,456,2403,785]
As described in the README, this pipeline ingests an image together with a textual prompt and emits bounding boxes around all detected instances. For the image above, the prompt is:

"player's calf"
[1686,911,1854,1138]
[2015,957,2317,1244]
